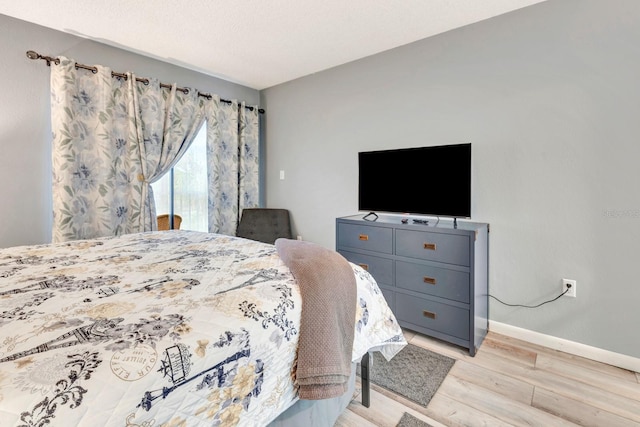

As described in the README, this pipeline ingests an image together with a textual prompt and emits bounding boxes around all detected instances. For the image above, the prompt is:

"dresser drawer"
[396,261,470,303]
[337,223,393,254]
[339,250,393,286]
[395,293,469,340]
[379,287,395,311]
[337,215,489,356]
[396,229,470,266]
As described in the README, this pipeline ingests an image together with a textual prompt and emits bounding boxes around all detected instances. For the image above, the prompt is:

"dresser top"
[338,214,488,233]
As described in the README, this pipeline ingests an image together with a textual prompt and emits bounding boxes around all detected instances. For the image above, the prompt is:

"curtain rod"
[26,50,264,114]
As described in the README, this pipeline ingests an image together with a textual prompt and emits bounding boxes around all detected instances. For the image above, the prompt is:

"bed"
[0,230,406,426]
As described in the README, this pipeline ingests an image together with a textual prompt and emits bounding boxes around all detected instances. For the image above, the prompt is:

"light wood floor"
[335,330,640,427]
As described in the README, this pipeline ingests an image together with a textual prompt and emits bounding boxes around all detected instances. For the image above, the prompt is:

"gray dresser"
[336,214,489,356]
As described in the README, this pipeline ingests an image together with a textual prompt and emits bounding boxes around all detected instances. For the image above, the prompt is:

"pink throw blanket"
[275,238,357,400]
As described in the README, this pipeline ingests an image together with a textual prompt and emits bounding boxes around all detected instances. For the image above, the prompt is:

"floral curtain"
[50,57,205,242]
[238,102,260,211]
[136,82,207,230]
[206,101,260,235]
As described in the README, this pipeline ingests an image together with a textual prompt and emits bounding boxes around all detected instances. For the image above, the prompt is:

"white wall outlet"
[296,235,303,241]
[562,278,577,298]
[279,170,285,180]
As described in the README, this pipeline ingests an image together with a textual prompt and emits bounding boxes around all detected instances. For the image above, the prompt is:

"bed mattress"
[0,231,405,426]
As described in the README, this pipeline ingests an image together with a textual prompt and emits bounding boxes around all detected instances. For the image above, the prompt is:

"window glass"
[152,124,208,232]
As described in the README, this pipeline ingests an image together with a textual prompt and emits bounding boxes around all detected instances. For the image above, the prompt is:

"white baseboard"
[489,321,640,373]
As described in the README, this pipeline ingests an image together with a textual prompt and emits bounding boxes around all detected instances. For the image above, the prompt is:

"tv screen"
[358,143,471,218]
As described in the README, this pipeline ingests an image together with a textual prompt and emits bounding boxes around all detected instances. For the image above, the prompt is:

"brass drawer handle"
[359,234,369,241]
[423,243,436,250]
[358,263,369,271]
[423,310,437,319]
[423,276,436,285]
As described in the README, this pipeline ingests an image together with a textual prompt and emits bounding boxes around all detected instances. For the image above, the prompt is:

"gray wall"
[0,14,259,248]
[261,0,640,358]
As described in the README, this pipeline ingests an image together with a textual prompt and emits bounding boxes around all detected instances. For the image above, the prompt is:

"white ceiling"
[2,0,547,90]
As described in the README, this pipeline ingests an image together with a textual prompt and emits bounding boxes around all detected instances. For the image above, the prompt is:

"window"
[152,124,208,232]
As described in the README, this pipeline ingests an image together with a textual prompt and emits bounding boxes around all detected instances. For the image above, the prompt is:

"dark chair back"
[236,208,293,244]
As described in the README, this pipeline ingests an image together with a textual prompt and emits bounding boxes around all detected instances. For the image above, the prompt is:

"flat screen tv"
[358,143,471,218]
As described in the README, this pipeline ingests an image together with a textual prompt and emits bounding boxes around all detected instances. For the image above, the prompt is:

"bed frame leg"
[360,352,370,408]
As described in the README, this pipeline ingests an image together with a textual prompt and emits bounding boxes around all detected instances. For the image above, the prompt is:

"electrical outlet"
[562,278,577,298]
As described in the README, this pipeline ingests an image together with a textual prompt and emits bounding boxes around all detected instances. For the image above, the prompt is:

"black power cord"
[489,284,572,309]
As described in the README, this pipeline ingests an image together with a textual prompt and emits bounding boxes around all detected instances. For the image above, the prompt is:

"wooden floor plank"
[334,408,379,427]
[466,348,640,423]
[478,335,538,367]
[346,384,421,426]
[536,352,640,400]
[438,375,579,426]
[533,386,640,427]
[448,359,534,405]
[336,330,640,427]
[408,332,472,361]
[402,328,416,343]
[426,393,513,427]
[488,332,639,383]
[403,409,448,427]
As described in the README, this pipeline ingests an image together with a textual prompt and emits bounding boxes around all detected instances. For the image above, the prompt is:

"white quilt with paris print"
[0,231,405,427]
